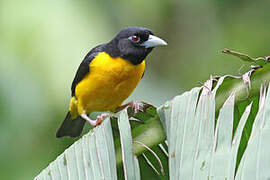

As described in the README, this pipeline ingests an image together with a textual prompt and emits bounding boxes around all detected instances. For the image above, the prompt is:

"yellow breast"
[74,52,145,114]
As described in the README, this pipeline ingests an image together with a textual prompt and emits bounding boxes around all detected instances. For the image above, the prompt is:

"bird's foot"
[96,113,110,126]
[130,101,144,114]
[81,113,109,127]
[116,101,154,124]
[117,101,145,116]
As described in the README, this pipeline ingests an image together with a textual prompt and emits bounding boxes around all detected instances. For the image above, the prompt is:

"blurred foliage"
[0,0,269,179]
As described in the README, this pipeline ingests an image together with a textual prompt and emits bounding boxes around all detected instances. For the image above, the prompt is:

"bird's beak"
[141,35,167,48]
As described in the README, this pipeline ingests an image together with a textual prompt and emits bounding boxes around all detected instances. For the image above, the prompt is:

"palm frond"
[35,49,270,180]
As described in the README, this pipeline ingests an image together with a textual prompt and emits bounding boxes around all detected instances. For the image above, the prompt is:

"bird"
[56,26,167,138]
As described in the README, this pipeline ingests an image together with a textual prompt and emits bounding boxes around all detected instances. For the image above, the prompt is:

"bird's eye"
[130,35,140,43]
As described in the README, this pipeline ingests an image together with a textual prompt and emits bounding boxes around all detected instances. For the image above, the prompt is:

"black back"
[71,45,104,96]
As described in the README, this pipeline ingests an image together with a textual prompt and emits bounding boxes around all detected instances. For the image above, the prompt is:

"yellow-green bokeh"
[0,0,270,179]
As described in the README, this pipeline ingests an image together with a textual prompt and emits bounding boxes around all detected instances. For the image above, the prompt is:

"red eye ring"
[131,35,140,42]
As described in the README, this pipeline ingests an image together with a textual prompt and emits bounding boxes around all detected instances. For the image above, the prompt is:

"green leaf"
[34,118,117,180]
[157,77,251,179]
[235,85,270,179]
[118,109,140,180]
[34,49,270,180]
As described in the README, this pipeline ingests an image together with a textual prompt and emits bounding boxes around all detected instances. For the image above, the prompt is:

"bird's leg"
[117,101,144,116]
[81,114,102,127]
[116,101,153,124]
[116,101,145,123]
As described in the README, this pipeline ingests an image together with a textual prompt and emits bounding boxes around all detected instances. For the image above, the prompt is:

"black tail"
[56,112,86,138]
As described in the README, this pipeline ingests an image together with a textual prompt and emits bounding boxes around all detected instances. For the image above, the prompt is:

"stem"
[222,48,268,66]
[216,49,270,109]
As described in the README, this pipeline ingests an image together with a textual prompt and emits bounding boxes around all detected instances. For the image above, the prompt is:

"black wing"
[71,45,104,96]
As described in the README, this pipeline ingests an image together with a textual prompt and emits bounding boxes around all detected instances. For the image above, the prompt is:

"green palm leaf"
[34,49,270,180]
[35,118,118,180]
[158,76,253,179]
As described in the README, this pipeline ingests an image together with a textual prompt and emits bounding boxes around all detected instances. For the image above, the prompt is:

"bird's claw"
[116,101,146,117]
[130,101,144,114]
[95,113,110,126]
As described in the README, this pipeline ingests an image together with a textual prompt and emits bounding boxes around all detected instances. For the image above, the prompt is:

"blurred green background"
[0,0,269,179]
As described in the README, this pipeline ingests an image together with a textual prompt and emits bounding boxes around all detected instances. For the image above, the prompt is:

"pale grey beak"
[141,35,167,48]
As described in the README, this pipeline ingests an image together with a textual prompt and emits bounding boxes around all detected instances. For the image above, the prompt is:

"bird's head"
[105,26,167,65]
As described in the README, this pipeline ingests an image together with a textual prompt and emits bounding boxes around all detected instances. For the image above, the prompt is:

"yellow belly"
[74,52,145,114]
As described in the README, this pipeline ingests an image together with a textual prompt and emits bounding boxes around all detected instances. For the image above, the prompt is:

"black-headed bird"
[56,26,167,138]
